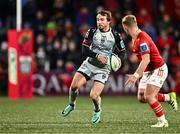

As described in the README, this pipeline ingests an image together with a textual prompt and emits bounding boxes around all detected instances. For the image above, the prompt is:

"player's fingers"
[103,57,107,64]
[126,74,132,77]
[102,57,108,64]
[125,82,132,88]
[125,79,134,87]
[125,79,130,85]
[101,59,106,64]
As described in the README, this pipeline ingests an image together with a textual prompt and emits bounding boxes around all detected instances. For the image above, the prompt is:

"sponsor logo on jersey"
[140,43,149,52]
[120,40,125,48]
[102,74,106,79]
[101,36,106,44]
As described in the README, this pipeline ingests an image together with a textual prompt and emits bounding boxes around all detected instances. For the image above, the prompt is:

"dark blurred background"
[0,0,180,96]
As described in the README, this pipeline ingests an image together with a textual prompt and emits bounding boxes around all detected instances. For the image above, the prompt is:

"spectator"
[136,8,152,26]
[141,18,157,42]
[33,10,47,33]
[35,47,47,71]
[157,14,173,34]
[0,41,8,94]
[76,6,95,27]
[66,40,82,68]
[157,29,175,62]
[34,33,46,52]
[49,39,65,70]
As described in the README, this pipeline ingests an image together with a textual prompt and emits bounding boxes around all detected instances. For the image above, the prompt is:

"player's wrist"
[133,72,140,78]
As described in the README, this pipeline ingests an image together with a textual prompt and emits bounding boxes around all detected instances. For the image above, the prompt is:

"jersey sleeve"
[116,33,126,51]
[81,28,97,58]
[114,32,126,60]
[138,41,150,56]
[82,29,93,47]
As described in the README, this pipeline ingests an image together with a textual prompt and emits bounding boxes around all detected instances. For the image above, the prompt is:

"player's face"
[96,14,110,31]
[122,24,130,35]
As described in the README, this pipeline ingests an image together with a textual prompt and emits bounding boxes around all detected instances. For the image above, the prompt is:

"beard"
[98,25,104,30]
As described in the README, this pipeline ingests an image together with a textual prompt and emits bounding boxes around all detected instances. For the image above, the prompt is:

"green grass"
[0,96,180,134]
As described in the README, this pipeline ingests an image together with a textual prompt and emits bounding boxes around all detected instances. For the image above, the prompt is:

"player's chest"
[93,32,115,48]
[131,39,139,54]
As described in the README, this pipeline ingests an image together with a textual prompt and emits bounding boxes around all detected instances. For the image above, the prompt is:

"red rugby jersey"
[131,31,164,71]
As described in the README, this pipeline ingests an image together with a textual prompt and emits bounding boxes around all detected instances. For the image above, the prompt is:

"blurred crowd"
[0,0,180,93]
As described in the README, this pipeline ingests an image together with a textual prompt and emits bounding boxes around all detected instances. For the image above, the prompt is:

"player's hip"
[139,64,168,88]
[77,59,110,84]
[78,59,110,74]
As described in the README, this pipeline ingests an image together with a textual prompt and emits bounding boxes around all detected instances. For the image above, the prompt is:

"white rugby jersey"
[82,27,125,68]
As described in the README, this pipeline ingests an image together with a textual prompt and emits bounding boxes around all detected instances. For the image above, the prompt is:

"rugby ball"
[108,53,121,72]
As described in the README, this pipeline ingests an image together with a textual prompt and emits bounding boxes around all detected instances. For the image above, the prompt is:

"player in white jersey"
[61,10,126,123]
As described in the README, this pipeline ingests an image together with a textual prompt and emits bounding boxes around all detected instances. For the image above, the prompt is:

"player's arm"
[82,29,107,64]
[134,53,150,78]
[125,42,150,87]
[114,32,126,60]
[82,45,107,64]
[125,54,150,87]
[115,39,126,60]
[133,42,150,78]
[81,28,98,58]
[82,45,97,58]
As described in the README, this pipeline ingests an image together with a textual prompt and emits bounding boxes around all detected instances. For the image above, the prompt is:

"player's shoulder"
[111,28,119,34]
[136,31,152,47]
[85,27,97,39]
[88,27,97,33]
[111,28,123,40]
[139,31,150,40]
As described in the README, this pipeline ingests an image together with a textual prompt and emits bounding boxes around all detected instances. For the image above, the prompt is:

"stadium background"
[0,0,180,133]
[0,0,180,96]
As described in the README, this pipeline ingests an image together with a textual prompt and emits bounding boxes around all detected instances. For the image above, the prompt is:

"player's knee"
[70,79,81,91]
[90,92,98,100]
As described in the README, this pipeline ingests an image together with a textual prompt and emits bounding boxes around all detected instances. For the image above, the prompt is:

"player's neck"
[101,26,110,32]
[132,28,141,39]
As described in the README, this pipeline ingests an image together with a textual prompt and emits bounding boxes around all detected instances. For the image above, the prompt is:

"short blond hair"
[122,15,137,26]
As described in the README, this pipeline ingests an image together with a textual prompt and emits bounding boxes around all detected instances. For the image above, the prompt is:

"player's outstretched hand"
[125,74,138,87]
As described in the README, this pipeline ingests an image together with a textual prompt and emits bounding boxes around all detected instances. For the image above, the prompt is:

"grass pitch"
[0,96,180,133]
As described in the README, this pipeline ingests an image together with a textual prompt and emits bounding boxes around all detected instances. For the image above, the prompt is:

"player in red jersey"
[122,15,178,127]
